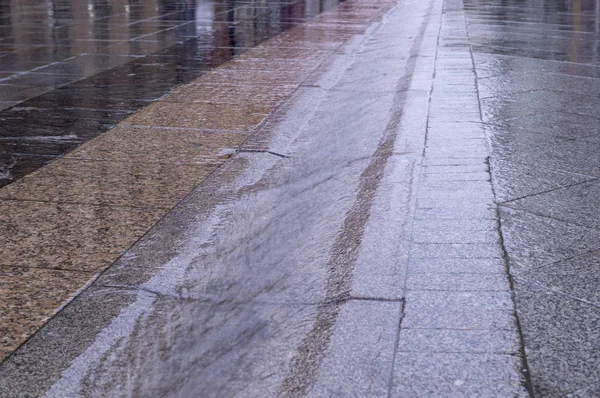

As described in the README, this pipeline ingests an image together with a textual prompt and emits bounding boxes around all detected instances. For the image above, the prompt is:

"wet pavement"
[464,0,600,395]
[1,0,600,396]
[0,0,342,187]
[0,0,352,366]
[0,0,385,373]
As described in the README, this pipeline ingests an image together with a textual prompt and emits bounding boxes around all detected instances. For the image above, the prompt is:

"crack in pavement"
[512,276,600,311]
[496,177,600,205]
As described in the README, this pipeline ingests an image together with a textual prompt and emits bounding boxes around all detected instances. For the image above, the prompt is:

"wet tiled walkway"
[2,0,600,395]
[0,0,343,187]
[464,0,600,395]
[0,0,393,364]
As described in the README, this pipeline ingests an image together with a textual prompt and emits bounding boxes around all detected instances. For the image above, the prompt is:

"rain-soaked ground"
[466,0,600,395]
[0,0,342,186]
[1,0,600,396]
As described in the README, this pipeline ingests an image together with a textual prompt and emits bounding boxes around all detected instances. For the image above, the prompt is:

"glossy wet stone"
[0,1,427,393]
[306,300,401,396]
[505,180,600,231]
[0,0,363,375]
[125,102,270,131]
[489,157,593,203]
[0,0,341,185]
[349,157,415,301]
[0,153,56,188]
[512,279,600,397]
[162,82,295,107]
[487,118,600,178]
[0,107,130,138]
[0,267,95,361]
[79,6,526,394]
[23,88,153,112]
[0,159,216,208]
[3,0,600,394]
[466,0,600,391]
[0,199,165,271]
[0,73,78,89]
[0,287,141,396]
[499,207,600,273]
[0,84,52,103]
[0,287,323,397]
[64,126,246,166]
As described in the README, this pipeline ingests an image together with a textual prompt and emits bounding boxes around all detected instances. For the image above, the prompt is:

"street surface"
[0,0,599,397]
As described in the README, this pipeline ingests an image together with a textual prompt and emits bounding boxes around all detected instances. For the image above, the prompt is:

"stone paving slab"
[4,0,599,395]
[394,1,528,395]
[0,159,217,208]
[0,0,342,188]
[0,0,398,365]
[0,200,166,271]
[465,0,600,394]
[0,268,94,360]
[305,300,402,397]
[63,126,247,166]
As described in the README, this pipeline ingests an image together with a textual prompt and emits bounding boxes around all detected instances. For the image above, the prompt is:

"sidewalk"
[2,0,600,396]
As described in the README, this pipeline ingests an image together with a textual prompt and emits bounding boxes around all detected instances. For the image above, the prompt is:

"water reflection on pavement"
[0,0,341,186]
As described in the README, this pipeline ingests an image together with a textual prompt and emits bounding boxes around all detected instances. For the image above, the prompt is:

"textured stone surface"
[409,257,506,274]
[467,0,600,393]
[519,250,600,307]
[406,272,509,291]
[0,268,94,361]
[4,0,600,394]
[0,159,216,208]
[0,0,330,188]
[0,0,449,395]
[0,0,366,367]
[513,280,600,397]
[125,102,271,131]
[506,180,600,231]
[393,352,524,383]
[499,207,600,273]
[398,328,520,354]
[307,300,401,397]
[0,200,165,271]
[162,82,296,107]
[394,3,526,394]
[65,126,247,166]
